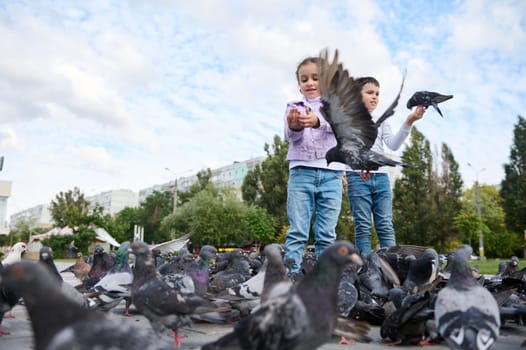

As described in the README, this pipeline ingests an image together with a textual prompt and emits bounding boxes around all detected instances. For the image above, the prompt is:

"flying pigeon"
[406,91,453,117]
[0,260,172,350]
[202,241,363,350]
[318,48,410,171]
[434,244,500,350]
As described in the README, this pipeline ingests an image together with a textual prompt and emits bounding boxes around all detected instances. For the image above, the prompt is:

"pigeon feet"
[0,326,10,336]
[172,331,187,348]
[338,336,353,345]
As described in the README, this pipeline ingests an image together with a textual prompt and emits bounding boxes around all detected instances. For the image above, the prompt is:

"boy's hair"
[355,76,380,88]
[295,57,319,83]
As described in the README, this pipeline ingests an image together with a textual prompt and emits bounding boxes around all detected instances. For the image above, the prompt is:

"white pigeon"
[2,242,27,266]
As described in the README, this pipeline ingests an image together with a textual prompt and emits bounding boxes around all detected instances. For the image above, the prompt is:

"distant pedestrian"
[68,240,76,258]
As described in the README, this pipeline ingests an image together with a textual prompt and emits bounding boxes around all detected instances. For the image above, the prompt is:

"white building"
[139,157,265,203]
[9,203,53,229]
[0,181,12,234]
[86,189,139,215]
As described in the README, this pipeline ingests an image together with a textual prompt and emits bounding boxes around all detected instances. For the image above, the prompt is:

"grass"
[469,258,525,275]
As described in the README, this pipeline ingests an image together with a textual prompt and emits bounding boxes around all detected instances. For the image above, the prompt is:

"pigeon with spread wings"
[318,49,410,172]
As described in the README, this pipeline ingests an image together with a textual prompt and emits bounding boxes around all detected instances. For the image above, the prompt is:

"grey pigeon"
[0,260,20,335]
[434,245,500,350]
[381,291,435,345]
[39,246,95,309]
[318,48,411,171]
[402,248,440,294]
[0,260,172,350]
[130,241,226,348]
[91,242,133,314]
[406,91,453,117]
[202,241,363,350]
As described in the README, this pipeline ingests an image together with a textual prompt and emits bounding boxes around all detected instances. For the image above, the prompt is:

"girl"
[283,56,346,273]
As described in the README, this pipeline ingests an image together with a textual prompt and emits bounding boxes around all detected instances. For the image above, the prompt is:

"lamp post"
[467,163,486,260]
[165,168,193,213]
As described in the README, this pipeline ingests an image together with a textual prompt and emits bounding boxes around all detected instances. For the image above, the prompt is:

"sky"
[1,0,525,220]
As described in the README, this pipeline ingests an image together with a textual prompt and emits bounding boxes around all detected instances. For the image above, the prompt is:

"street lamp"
[165,168,193,213]
[467,162,486,260]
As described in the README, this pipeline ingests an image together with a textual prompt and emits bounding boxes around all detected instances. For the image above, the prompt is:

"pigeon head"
[0,261,48,294]
[319,241,363,268]
[199,245,217,262]
[11,242,27,256]
[39,246,54,262]
[94,246,105,255]
[130,241,155,267]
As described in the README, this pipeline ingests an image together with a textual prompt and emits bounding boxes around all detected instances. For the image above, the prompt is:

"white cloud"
[2,0,525,219]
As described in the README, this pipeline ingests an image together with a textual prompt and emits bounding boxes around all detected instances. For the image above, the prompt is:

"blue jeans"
[284,167,343,272]
[346,171,395,254]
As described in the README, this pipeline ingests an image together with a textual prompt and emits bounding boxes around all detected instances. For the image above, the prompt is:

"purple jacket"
[284,96,337,161]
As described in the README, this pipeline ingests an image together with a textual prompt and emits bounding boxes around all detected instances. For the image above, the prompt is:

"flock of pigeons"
[1,239,526,350]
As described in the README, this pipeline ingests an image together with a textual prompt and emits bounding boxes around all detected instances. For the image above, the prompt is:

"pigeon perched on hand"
[318,48,410,171]
[406,91,453,117]
[1,260,172,350]
[202,241,363,350]
[434,245,500,350]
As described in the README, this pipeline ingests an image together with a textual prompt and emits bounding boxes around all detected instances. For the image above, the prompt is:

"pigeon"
[208,249,252,295]
[38,247,63,281]
[402,248,440,294]
[202,241,363,350]
[91,242,133,314]
[318,48,410,171]
[130,241,226,348]
[406,91,453,117]
[1,242,27,265]
[61,252,91,282]
[183,245,217,296]
[39,246,94,309]
[434,244,500,350]
[82,246,114,290]
[501,256,520,278]
[381,291,435,345]
[0,260,20,335]
[0,260,172,350]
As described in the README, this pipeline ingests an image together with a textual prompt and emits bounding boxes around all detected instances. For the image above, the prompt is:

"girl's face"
[361,82,380,113]
[297,62,320,99]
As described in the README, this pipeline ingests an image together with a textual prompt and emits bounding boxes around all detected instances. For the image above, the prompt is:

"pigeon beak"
[350,252,363,266]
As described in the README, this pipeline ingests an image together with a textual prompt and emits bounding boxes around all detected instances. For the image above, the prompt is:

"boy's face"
[361,82,380,113]
[297,62,320,99]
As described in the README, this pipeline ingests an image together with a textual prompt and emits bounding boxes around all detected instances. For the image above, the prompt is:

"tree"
[178,169,215,206]
[429,143,464,251]
[393,128,435,246]
[161,187,277,246]
[500,115,526,235]
[49,187,91,228]
[242,135,289,230]
[456,184,519,258]
[138,190,174,243]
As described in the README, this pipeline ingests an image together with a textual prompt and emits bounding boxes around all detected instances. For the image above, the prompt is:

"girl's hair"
[355,76,380,88]
[295,57,319,82]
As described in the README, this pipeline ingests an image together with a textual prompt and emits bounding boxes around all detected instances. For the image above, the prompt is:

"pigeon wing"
[318,49,377,156]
